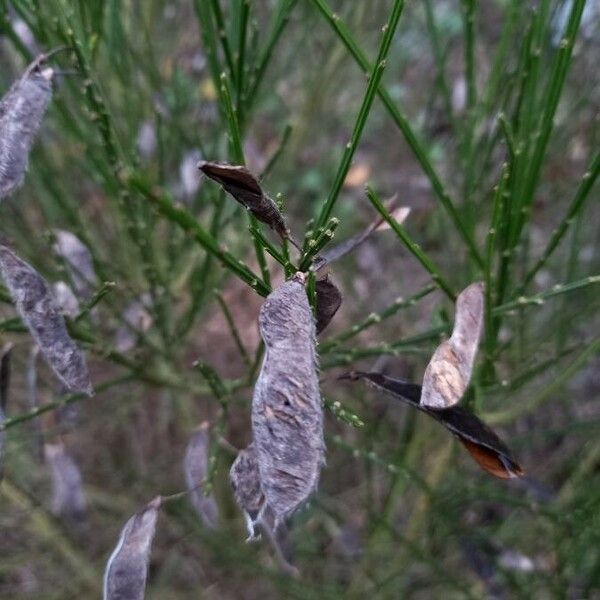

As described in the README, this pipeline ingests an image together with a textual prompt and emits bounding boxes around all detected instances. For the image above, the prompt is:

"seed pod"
[53,281,81,318]
[0,245,93,395]
[53,230,96,299]
[198,161,289,240]
[252,272,324,527]
[44,441,87,524]
[421,282,485,409]
[0,345,11,479]
[230,443,265,539]
[183,422,219,529]
[341,371,523,479]
[315,276,342,334]
[0,54,54,199]
[103,497,161,600]
[114,295,153,352]
[230,444,299,576]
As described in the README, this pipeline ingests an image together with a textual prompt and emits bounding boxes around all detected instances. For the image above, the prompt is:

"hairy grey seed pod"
[53,230,97,299]
[0,56,54,199]
[103,497,161,600]
[183,423,219,529]
[230,443,265,539]
[251,272,324,528]
[0,245,93,395]
[44,441,88,525]
[230,443,299,576]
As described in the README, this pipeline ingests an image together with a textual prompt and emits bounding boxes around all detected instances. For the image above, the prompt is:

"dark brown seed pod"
[315,275,342,334]
[252,272,324,527]
[198,161,289,240]
[183,422,219,529]
[341,371,523,479]
[0,344,11,479]
[0,54,54,199]
[230,442,265,539]
[103,497,161,600]
[44,441,87,525]
[0,245,93,395]
[421,282,485,409]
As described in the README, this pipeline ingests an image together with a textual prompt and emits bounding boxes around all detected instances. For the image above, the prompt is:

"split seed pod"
[315,276,342,334]
[421,282,485,409]
[252,272,324,527]
[230,443,299,576]
[0,54,54,199]
[230,443,265,540]
[103,497,161,600]
[183,422,219,529]
[198,161,289,240]
[44,441,87,524]
[342,371,523,479]
[0,245,93,395]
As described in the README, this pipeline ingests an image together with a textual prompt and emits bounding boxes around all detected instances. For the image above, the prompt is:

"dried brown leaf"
[183,422,219,529]
[103,497,161,600]
[0,54,54,199]
[342,371,523,479]
[315,276,342,334]
[44,441,87,524]
[421,282,485,409]
[198,161,288,239]
[0,245,93,395]
[252,272,324,527]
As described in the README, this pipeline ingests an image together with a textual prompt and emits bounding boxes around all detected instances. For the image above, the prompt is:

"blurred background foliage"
[0,0,599,597]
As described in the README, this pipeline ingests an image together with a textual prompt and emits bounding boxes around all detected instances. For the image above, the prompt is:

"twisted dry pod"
[0,245,93,395]
[342,371,523,479]
[421,282,485,409]
[198,161,289,240]
[252,272,324,527]
[0,53,54,199]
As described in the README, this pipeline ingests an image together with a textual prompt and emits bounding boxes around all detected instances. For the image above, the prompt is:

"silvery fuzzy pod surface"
[230,443,265,539]
[52,281,80,318]
[230,444,298,575]
[251,274,324,527]
[44,442,87,524]
[0,59,53,199]
[0,245,93,395]
[103,497,161,600]
[53,230,96,299]
[183,424,219,529]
